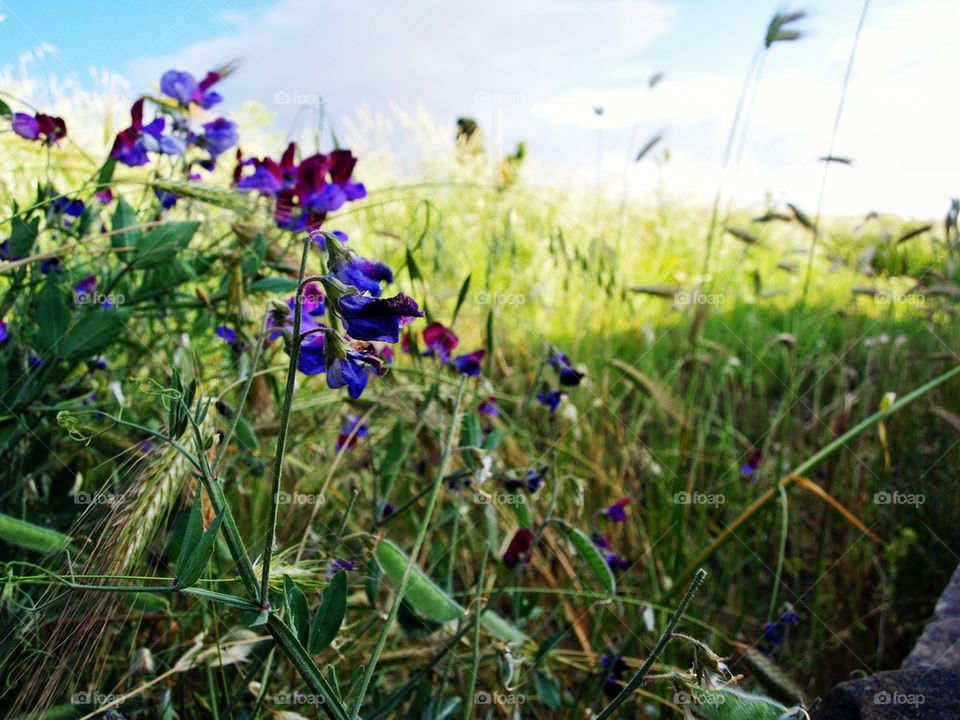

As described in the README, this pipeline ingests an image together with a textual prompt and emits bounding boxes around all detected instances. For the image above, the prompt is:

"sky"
[1,0,958,219]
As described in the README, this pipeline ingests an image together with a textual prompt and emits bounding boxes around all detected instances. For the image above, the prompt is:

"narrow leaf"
[284,575,311,647]
[309,570,347,654]
[565,526,616,595]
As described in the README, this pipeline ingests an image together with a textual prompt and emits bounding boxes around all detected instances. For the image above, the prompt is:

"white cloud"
[129,0,959,218]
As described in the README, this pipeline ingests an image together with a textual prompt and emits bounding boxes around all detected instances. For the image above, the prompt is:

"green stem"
[594,569,707,720]
[260,236,312,604]
[349,377,467,719]
[767,482,789,622]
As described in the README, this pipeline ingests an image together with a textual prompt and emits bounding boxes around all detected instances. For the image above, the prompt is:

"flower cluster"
[536,349,585,413]
[234,144,367,231]
[761,609,798,654]
[110,67,237,173]
[267,232,422,399]
[11,111,67,145]
[420,321,486,376]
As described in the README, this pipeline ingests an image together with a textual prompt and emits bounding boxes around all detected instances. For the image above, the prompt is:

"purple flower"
[155,190,178,209]
[741,450,763,477]
[297,334,327,376]
[423,322,459,359]
[74,275,97,298]
[201,118,238,157]
[326,350,371,399]
[216,325,246,354]
[333,256,393,297]
[95,188,114,204]
[503,528,535,568]
[328,559,354,576]
[111,99,178,167]
[536,386,565,413]
[504,467,546,494]
[337,414,368,451]
[762,610,799,652]
[0,319,7,343]
[12,112,66,145]
[600,654,628,698]
[338,294,423,343]
[237,158,284,194]
[160,70,199,106]
[604,497,631,522]
[478,396,499,417]
[160,68,227,108]
[39,257,62,274]
[548,352,584,387]
[87,356,108,371]
[52,197,85,220]
[454,349,485,376]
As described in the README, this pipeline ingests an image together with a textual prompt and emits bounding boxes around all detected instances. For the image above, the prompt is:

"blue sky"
[2,0,958,217]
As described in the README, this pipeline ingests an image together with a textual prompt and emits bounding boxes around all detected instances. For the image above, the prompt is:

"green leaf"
[565,526,616,595]
[450,273,471,326]
[134,221,199,269]
[0,98,11,118]
[0,512,70,553]
[635,132,663,163]
[111,197,142,250]
[176,488,223,589]
[535,671,563,712]
[36,282,69,354]
[249,276,299,294]
[284,575,311,647]
[309,570,347,653]
[232,412,259,451]
[9,215,39,258]
[61,309,129,360]
[478,610,527,645]
[375,539,464,623]
[96,157,116,190]
[405,247,422,282]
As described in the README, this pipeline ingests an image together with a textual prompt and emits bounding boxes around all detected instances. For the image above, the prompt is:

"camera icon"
[873,691,891,704]
[274,91,291,105]
[673,492,690,504]
[673,691,692,705]
[72,691,92,704]
[474,691,492,704]
[74,291,90,305]
[473,493,491,505]
[874,491,891,505]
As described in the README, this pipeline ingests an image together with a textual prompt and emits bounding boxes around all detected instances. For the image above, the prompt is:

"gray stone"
[903,564,960,671]
[811,669,960,720]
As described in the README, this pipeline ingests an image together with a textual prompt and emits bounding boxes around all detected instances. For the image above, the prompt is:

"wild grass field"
[0,9,959,720]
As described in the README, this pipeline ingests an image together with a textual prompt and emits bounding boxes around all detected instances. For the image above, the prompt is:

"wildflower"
[160,67,227,109]
[478,396,499,417]
[155,190,178,210]
[454,349,485,376]
[600,653,628,698]
[504,467,546,494]
[297,334,327,376]
[591,532,630,571]
[604,497,631,522]
[74,275,97,300]
[51,197,85,225]
[338,294,423,343]
[111,99,182,167]
[548,352,584,387]
[377,500,395,520]
[332,256,393,297]
[762,610,798,653]
[39,257,62,274]
[326,349,373,399]
[503,528,535,568]
[422,322,459,359]
[86,356,108,372]
[95,188,114,204]
[11,112,66,145]
[0,320,7,343]
[215,325,246,354]
[200,118,238,157]
[329,559,355,576]
[336,414,368,451]
[741,449,763,477]
[536,385,565,413]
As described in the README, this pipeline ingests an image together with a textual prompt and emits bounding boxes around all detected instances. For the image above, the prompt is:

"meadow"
[0,12,959,720]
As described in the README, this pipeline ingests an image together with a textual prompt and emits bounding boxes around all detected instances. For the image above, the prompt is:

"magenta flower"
[423,322,459,359]
[603,497,631,522]
[11,112,66,145]
[454,349,485,376]
[503,529,535,568]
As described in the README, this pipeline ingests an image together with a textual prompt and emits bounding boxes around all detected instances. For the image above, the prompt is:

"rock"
[902,564,960,670]
[812,669,960,720]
